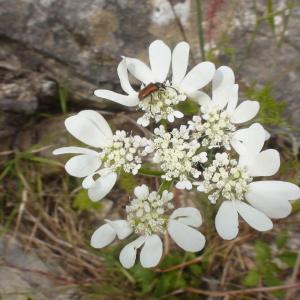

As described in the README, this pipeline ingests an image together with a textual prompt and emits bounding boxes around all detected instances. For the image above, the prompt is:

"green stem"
[195,0,206,61]
[159,180,173,194]
[138,167,164,177]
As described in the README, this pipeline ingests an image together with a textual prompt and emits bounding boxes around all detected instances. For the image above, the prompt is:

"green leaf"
[276,231,288,249]
[73,189,102,211]
[264,271,285,298]
[279,251,297,267]
[118,171,137,193]
[255,240,271,264]
[245,84,285,126]
[242,269,260,287]
[177,99,199,116]
[58,85,69,114]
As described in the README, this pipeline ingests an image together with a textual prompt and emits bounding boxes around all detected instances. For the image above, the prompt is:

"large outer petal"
[65,154,101,177]
[212,66,235,109]
[79,110,113,141]
[240,149,280,177]
[119,236,146,269]
[215,201,239,240]
[140,235,163,268]
[105,220,133,240]
[90,223,116,248]
[149,40,171,83]
[172,41,190,87]
[170,207,202,227]
[231,123,265,156]
[53,146,98,156]
[168,220,205,252]
[117,59,136,95]
[230,101,259,124]
[188,90,212,106]
[88,171,117,202]
[226,84,239,114]
[65,113,112,148]
[245,181,300,218]
[124,57,155,85]
[94,90,139,107]
[179,62,215,94]
[236,201,273,232]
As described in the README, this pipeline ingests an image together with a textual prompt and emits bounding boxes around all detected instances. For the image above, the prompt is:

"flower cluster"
[55,40,300,269]
[137,83,186,126]
[149,125,206,190]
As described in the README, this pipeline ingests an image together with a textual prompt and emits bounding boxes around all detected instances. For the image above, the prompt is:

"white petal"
[53,146,98,156]
[212,66,235,109]
[231,123,265,156]
[82,174,96,189]
[226,84,239,114]
[90,223,116,248]
[230,101,259,124]
[188,90,212,106]
[140,235,163,268]
[180,62,215,94]
[134,184,149,199]
[236,201,273,232]
[215,201,239,240]
[241,149,280,177]
[119,236,146,269]
[168,220,205,252]
[170,207,202,227]
[79,110,113,141]
[117,59,135,95]
[265,129,271,140]
[245,181,300,218]
[149,40,171,83]
[65,114,112,148]
[65,154,101,177]
[94,89,139,107]
[172,41,190,87]
[88,171,117,201]
[124,57,155,85]
[105,220,133,240]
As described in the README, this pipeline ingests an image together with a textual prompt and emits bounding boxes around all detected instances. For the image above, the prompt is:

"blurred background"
[0,0,300,299]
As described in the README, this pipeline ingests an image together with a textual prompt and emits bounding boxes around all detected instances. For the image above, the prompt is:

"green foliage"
[245,84,286,126]
[73,189,102,211]
[58,85,69,114]
[242,235,297,297]
[177,99,199,116]
[118,171,137,193]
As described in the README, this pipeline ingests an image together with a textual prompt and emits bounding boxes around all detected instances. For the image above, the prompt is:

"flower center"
[137,83,186,126]
[101,131,150,175]
[200,153,253,204]
[126,190,174,235]
[152,126,206,187]
[189,107,236,150]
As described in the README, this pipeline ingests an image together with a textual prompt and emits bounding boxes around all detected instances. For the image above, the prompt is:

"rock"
[0,236,77,300]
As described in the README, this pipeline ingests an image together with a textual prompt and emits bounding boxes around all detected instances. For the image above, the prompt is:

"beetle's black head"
[154,82,166,89]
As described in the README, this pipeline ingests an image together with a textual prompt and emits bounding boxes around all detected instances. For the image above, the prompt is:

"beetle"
[138,82,165,100]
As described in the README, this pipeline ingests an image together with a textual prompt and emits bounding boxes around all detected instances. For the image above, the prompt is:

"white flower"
[210,123,300,239]
[53,110,149,201]
[94,40,215,126]
[190,67,260,149]
[91,185,205,269]
[151,125,202,190]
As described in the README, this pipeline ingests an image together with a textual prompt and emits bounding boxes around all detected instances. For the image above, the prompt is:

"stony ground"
[0,1,300,299]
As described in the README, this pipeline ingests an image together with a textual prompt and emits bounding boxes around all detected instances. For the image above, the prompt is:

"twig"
[177,282,300,297]
[155,255,204,273]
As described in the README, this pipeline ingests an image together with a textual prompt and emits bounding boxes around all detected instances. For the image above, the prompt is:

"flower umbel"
[126,185,174,235]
